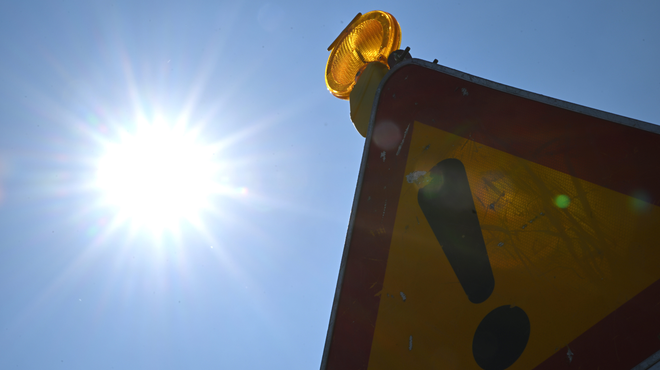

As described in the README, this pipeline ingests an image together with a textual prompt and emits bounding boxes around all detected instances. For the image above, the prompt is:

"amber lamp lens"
[325,11,401,100]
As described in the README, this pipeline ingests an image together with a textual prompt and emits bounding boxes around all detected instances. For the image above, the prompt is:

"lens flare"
[630,190,652,213]
[554,194,571,209]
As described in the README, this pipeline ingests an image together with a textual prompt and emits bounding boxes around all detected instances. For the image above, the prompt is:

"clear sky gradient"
[0,1,658,369]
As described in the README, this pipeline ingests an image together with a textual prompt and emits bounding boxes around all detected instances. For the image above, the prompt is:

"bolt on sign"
[320,58,660,370]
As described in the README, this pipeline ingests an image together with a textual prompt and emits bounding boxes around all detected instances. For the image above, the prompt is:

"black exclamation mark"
[418,158,530,370]
[418,158,494,304]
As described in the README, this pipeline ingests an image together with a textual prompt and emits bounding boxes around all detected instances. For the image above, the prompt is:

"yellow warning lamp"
[325,11,401,100]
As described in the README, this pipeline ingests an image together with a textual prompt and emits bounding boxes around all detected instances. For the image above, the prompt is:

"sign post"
[321,58,660,370]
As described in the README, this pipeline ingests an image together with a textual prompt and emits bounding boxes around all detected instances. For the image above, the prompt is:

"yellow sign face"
[366,121,660,369]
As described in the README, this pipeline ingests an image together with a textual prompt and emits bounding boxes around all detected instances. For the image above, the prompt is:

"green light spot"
[630,191,651,213]
[555,195,571,209]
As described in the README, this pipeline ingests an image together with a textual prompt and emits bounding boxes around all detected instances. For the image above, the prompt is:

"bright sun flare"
[97,123,216,229]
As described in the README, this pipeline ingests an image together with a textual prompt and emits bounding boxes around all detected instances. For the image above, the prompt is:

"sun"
[96,122,216,230]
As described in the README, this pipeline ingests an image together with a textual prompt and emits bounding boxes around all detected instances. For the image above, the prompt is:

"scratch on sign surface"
[396,124,410,156]
[382,200,387,219]
[400,292,406,302]
[380,151,386,162]
[461,87,469,96]
[409,335,413,350]
[406,171,427,185]
[567,346,574,363]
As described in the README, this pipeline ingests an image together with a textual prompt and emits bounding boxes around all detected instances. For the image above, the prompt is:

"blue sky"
[0,1,658,369]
